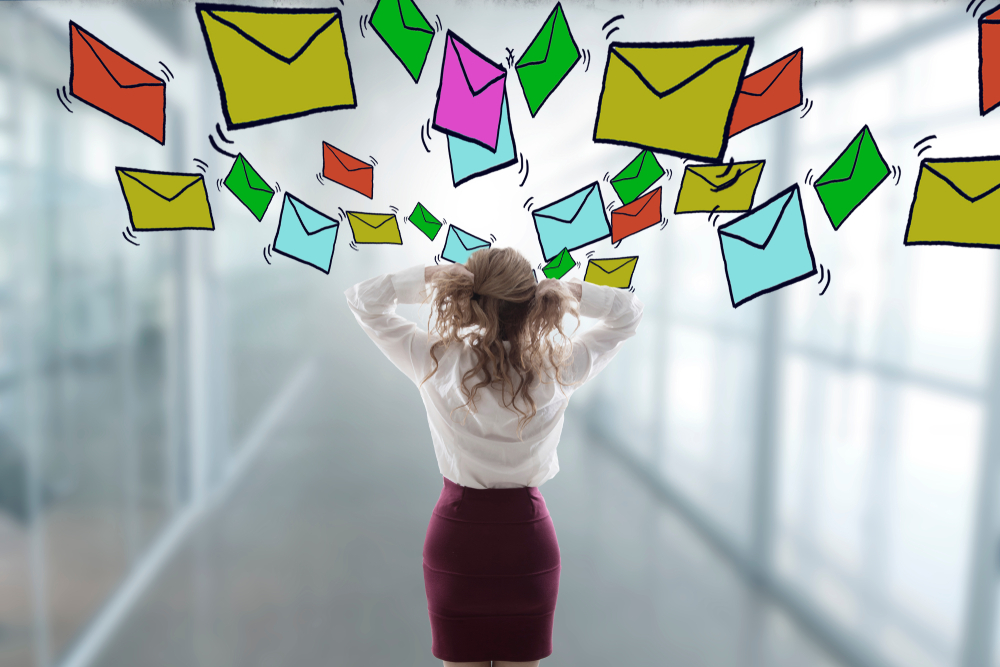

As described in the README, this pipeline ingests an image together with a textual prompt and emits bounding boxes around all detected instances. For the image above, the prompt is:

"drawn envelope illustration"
[224,153,274,221]
[347,212,402,244]
[982,7,1000,115]
[116,168,214,231]
[718,184,816,308]
[814,125,889,230]
[197,4,356,129]
[323,143,374,198]
[515,2,580,117]
[904,156,1000,247]
[674,160,764,214]
[729,48,803,137]
[533,182,611,261]
[448,90,517,186]
[441,225,491,264]
[273,193,339,273]
[69,22,166,144]
[409,202,442,241]
[612,187,661,243]
[611,150,665,206]
[433,31,506,150]
[593,38,753,162]
[542,247,575,280]
[370,0,435,83]
[584,256,638,289]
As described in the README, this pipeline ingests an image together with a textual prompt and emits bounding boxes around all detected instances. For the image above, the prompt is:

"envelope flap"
[349,212,395,229]
[71,22,163,88]
[719,187,796,248]
[613,151,651,182]
[450,34,505,94]
[612,41,748,97]
[288,195,339,234]
[454,227,490,250]
[325,143,371,172]
[982,5,1000,22]
[121,170,203,200]
[816,127,868,185]
[924,159,1000,201]
[545,247,572,268]
[206,8,340,62]
[236,155,273,193]
[688,161,762,190]
[518,4,562,67]
[616,187,660,215]
[592,257,636,274]
[740,49,801,97]
[399,0,434,33]
[535,184,596,223]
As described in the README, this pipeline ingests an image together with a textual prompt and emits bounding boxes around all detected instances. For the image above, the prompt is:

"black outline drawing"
[432,30,507,152]
[272,192,340,274]
[346,211,403,245]
[611,186,662,244]
[223,153,275,222]
[196,4,357,131]
[369,0,436,84]
[728,47,803,137]
[541,247,575,280]
[583,255,638,289]
[441,224,491,264]
[903,155,1000,248]
[592,37,754,163]
[813,124,890,231]
[674,160,765,214]
[532,181,611,261]
[322,142,375,199]
[514,2,581,118]
[116,167,215,232]
[69,21,166,144]
[409,202,443,241]
[717,183,817,308]
[610,149,665,205]
[982,6,1000,115]
[448,90,519,187]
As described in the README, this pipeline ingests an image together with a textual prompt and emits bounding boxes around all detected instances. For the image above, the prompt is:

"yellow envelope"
[594,39,753,162]
[197,5,356,129]
[347,212,402,244]
[674,160,765,213]
[583,256,637,288]
[904,157,1000,247]
[116,168,214,231]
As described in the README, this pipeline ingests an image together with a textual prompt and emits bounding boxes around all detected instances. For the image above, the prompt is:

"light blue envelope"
[449,91,517,186]
[441,224,491,264]
[273,193,339,273]
[532,182,611,261]
[718,184,816,308]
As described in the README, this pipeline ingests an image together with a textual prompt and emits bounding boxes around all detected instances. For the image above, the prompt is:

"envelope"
[433,31,506,150]
[904,157,1000,247]
[515,2,580,117]
[197,4,356,129]
[370,0,435,83]
[718,184,816,308]
[441,225,491,264]
[814,125,889,230]
[69,22,166,144]
[224,153,274,221]
[533,182,611,261]
[323,143,374,198]
[982,7,1000,115]
[409,202,442,241]
[542,247,575,279]
[116,168,214,231]
[729,48,803,137]
[611,150,664,206]
[273,193,339,273]
[448,91,517,186]
[584,257,638,289]
[594,38,753,162]
[674,160,764,213]
[348,212,402,245]
[612,187,661,243]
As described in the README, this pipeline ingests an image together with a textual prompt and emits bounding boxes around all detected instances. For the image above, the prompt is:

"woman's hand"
[537,278,582,302]
[425,263,473,284]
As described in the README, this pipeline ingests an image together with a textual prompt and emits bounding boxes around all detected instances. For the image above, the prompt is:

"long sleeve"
[565,279,644,385]
[344,264,435,386]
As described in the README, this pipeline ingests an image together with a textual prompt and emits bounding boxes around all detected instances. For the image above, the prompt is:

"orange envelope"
[322,142,373,199]
[982,7,1000,115]
[728,48,802,137]
[69,22,166,144]
[611,187,661,243]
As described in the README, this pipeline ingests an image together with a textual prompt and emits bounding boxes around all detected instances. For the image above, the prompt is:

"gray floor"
[89,288,848,667]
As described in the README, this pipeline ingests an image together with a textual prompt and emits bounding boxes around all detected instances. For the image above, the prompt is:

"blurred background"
[0,1,997,666]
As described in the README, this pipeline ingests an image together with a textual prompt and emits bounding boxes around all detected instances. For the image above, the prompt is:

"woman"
[345,247,644,667]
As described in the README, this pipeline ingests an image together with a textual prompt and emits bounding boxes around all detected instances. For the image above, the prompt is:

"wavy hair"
[420,247,581,438]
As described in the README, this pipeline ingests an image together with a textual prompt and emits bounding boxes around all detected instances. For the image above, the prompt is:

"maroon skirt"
[423,476,561,663]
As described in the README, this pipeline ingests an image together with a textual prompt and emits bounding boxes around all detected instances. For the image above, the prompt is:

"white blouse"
[344,264,644,489]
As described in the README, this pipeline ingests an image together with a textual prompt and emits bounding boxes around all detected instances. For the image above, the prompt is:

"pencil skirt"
[423,476,561,663]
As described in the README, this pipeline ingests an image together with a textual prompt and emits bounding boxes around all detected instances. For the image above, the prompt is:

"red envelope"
[728,48,803,138]
[322,143,374,199]
[981,7,1000,115]
[611,187,661,243]
[69,22,166,144]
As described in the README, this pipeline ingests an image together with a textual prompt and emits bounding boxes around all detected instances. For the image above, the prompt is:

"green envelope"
[542,247,574,279]
[408,202,442,241]
[814,125,889,230]
[611,150,665,206]
[224,153,274,222]
[370,0,435,83]
[515,3,580,117]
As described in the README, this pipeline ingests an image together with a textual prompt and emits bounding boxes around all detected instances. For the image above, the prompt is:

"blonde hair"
[421,247,580,438]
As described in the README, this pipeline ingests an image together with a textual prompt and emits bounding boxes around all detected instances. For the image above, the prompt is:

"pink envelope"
[432,31,506,151]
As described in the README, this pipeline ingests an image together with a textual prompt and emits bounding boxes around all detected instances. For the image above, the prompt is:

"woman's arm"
[564,279,643,385]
